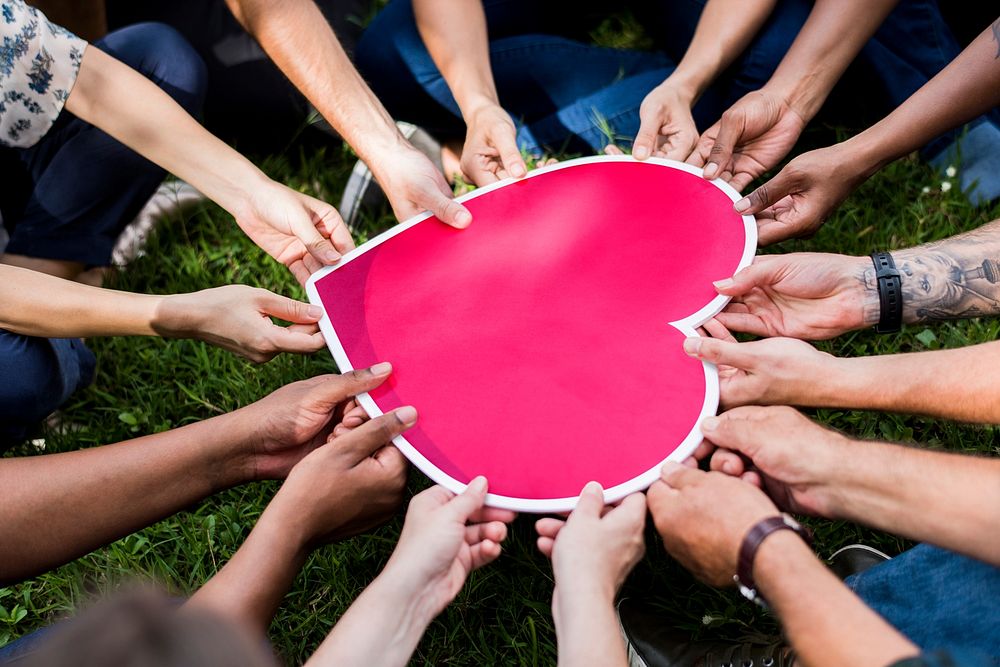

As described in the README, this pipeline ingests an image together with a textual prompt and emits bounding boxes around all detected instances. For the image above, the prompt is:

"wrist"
[459,93,502,123]
[151,292,206,340]
[752,529,821,601]
[368,565,441,630]
[659,73,701,105]
[761,76,822,123]
[842,255,882,331]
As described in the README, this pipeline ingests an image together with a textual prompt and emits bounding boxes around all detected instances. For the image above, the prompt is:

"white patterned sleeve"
[0,0,88,148]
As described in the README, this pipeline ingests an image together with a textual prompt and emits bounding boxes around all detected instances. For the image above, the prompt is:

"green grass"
[3,133,1000,663]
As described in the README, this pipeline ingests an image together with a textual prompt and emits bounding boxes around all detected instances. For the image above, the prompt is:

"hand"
[273,407,414,545]
[647,462,779,587]
[683,335,838,409]
[535,483,646,617]
[687,89,807,191]
[232,364,395,480]
[154,285,325,363]
[632,81,699,161]
[234,182,356,286]
[733,142,875,245]
[700,406,848,518]
[369,143,473,228]
[714,253,877,340]
[461,103,527,186]
[380,477,516,620]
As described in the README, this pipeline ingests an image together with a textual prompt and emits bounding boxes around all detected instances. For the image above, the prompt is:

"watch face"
[307,156,756,512]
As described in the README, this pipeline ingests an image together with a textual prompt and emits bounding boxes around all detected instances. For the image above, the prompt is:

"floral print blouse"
[0,0,86,148]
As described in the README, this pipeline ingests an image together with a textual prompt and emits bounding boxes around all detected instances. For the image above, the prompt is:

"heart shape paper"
[308,156,755,512]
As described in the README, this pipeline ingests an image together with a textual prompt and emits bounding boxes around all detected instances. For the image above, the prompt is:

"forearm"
[667,0,777,102]
[0,265,158,338]
[226,0,405,167]
[554,591,627,667]
[816,342,1000,423]
[414,0,498,118]
[765,0,899,120]
[66,46,273,219]
[0,413,255,585]
[186,501,309,636]
[755,532,917,667]
[305,570,435,667]
[857,218,1000,324]
[847,19,1000,172]
[826,441,1000,566]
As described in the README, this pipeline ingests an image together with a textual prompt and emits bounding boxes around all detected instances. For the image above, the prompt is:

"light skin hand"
[152,285,324,363]
[732,140,874,245]
[536,483,646,667]
[462,102,527,186]
[229,364,397,481]
[648,462,782,587]
[699,406,847,517]
[687,88,807,191]
[234,182,355,287]
[368,145,473,228]
[684,334,839,409]
[633,82,699,161]
[714,252,879,339]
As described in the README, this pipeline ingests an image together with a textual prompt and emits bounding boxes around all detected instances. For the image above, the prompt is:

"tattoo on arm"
[862,218,1000,323]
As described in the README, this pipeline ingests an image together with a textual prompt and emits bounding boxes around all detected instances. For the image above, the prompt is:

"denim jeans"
[355,0,995,161]
[0,23,207,449]
[848,544,1000,665]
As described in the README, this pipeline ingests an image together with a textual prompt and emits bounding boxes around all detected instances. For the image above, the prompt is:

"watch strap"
[735,514,813,606]
[871,252,903,334]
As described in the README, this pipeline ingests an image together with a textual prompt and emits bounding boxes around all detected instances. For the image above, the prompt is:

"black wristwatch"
[870,252,903,334]
[734,514,813,607]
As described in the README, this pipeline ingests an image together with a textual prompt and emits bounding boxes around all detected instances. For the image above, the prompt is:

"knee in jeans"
[100,23,208,114]
[0,340,63,425]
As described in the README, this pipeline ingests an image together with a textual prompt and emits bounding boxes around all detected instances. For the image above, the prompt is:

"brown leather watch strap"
[736,514,813,604]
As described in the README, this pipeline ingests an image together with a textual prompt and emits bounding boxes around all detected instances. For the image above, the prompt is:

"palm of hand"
[723,109,805,191]
[378,149,454,221]
[253,385,347,479]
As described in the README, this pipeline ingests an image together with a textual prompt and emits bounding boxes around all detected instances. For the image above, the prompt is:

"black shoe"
[828,544,891,581]
[617,599,794,667]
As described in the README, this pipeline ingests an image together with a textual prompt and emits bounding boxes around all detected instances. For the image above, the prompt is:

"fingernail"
[456,210,472,227]
[324,250,341,263]
[583,480,603,494]
[634,145,649,160]
[734,198,750,213]
[683,337,702,356]
[395,405,417,424]
[661,461,682,477]
[512,164,526,178]
[469,475,488,493]
[370,361,392,376]
[703,163,718,179]
[307,305,323,319]
[701,417,720,432]
[713,278,735,291]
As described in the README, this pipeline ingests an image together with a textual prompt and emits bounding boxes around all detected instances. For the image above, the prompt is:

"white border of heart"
[307,155,757,512]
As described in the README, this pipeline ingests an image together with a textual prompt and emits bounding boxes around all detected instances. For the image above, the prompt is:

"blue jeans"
[0,22,207,266]
[848,544,1000,665]
[0,23,207,450]
[355,0,994,160]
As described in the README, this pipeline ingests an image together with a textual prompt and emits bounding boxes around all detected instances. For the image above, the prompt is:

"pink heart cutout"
[308,156,756,512]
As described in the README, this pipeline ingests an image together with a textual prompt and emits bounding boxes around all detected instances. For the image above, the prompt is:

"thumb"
[733,169,796,215]
[702,109,743,180]
[335,405,417,463]
[288,205,341,265]
[683,337,758,372]
[305,364,394,412]
[267,328,326,355]
[494,124,527,179]
[697,408,763,459]
[258,291,323,324]
[569,481,606,521]
[712,258,779,297]
[446,475,490,522]
[632,108,661,161]
[423,182,473,229]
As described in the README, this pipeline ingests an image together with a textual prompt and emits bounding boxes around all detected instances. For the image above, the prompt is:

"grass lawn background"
[2,11,999,665]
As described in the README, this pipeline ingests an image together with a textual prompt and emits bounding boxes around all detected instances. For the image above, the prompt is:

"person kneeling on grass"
[0,0,357,447]
[618,330,1000,667]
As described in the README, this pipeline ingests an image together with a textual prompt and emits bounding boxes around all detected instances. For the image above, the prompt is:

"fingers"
[660,460,705,490]
[267,327,326,356]
[710,448,747,477]
[335,405,417,463]
[712,258,778,297]
[445,475,490,523]
[372,443,408,477]
[469,538,503,570]
[469,506,517,524]
[632,109,661,161]
[422,180,473,229]
[306,363,394,412]
[701,317,737,342]
[688,438,716,463]
[713,311,770,338]
[683,337,757,372]
[465,521,507,547]
[494,125,527,179]
[570,481,606,519]
[606,492,647,529]
[702,111,743,180]
[733,169,795,215]
[290,207,342,266]
[535,517,566,539]
[697,409,771,458]
[536,535,555,559]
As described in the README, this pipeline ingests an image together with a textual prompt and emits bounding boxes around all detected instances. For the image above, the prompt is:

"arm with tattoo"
[714,218,1000,340]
